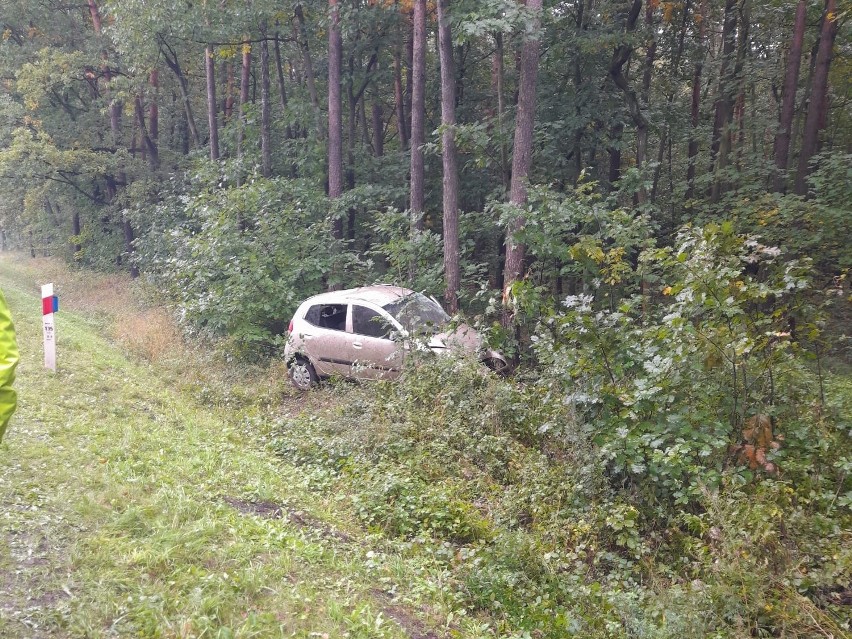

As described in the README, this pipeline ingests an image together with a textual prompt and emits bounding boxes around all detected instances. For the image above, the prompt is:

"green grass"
[0,257,443,638]
[2,254,849,639]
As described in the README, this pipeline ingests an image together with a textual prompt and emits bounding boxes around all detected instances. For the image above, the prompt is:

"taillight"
[288,319,294,334]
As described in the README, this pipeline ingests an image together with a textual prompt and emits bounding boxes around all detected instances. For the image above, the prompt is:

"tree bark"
[708,0,737,201]
[260,25,272,178]
[607,0,645,199]
[652,0,691,202]
[409,0,427,232]
[273,33,294,140]
[160,39,201,148]
[437,0,460,313]
[71,207,82,255]
[328,0,344,240]
[794,0,838,195]
[686,0,707,199]
[123,216,138,278]
[135,94,159,170]
[149,69,159,148]
[503,0,544,322]
[372,100,384,157]
[205,45,220,161]
[295,4,324,138]
[394,42,409,151]
[223,62,234,123]
[236,41,251,185]
[493,32,510,192]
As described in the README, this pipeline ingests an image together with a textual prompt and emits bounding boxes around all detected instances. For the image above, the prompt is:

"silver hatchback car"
[284,285,507,389]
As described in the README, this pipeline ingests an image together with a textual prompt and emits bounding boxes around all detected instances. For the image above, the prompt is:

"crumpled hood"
[427,323,482,353]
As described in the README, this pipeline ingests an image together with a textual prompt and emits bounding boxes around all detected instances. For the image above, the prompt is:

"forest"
[0,0,850,636]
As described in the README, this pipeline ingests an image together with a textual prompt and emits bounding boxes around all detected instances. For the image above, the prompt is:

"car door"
[349,304,404,380]
[300,303,353,376]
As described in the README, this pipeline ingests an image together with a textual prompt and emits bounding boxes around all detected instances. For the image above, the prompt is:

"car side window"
[352,305,392,339]
[305,304,347,331]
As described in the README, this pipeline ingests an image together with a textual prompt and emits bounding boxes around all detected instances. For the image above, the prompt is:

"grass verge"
[0,254,444,638]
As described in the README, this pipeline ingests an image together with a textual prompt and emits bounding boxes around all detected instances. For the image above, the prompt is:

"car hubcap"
[291,363,311,389]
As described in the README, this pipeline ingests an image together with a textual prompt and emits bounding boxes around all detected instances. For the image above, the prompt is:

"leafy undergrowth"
[273,357,852,638]
[1,252,849,639]
[0,255,445,638]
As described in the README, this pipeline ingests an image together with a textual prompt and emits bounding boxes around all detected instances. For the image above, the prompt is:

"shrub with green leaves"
[135,174,352,352]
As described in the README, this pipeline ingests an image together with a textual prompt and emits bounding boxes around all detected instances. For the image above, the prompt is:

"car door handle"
[352,341,363,349]
[301,333,314,339]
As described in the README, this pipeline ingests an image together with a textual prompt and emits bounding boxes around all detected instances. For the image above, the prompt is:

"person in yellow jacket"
[0,288,19,442]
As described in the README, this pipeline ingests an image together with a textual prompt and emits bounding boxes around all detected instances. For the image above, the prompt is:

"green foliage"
[531,224,819,504]
[273,223,850,638]
[136,172,343,352]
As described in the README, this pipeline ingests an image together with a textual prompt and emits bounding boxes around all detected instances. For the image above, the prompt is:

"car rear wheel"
[289,357,318,390]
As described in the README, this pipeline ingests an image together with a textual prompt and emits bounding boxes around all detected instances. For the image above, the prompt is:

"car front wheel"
[289,357,318,390]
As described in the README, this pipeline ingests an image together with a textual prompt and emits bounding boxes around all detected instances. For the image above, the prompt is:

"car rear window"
[305,304,347,331]
[352,305,392,339]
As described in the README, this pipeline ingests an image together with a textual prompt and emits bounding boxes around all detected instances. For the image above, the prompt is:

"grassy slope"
[0,256,439,639]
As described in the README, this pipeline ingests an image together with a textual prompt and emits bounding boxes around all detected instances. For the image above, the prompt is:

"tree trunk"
[652,0,691,202]
[328,0,344,240]
[637,0,656,195]
[570,1,586,187]
[205,45,220,161]
[608,0,646,199]
[437,0,460,313]
[394,43,409,150]
[493,32,510,192]
[123,216,138,278]
[686,0,708,199]
[260,26,272,178]
[223,62,234,124]
[708,0,737,201]
[295,4,324,138]
[372,100,384,157]
[503,0,543,322]
[160,40,201,148]
[135,94,159,170]
[273,33,294,140]
[72,208,82,255]
[723,0,751,189]
[236,41,251,185]
[409,0,427,233]
[794,0,838,195]
[149,69,159,149]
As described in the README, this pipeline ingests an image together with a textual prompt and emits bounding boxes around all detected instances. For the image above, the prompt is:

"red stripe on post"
[42,297,53,315]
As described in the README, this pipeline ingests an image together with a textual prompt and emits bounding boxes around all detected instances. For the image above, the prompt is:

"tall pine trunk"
[409,0,427,233]
[260,25,272,178]
[296,5,323,138]
[273,33,294,140]
[205,45,220,161]
[328,0,344,241]
[437,0,460,313]
[492,32,510,192]
[503,0,543,323]
[686,0,708,199]
[709,0,737,201]
[236,41,251,185]
[794,0,838,195]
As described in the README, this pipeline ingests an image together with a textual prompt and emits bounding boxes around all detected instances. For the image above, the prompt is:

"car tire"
[483,357,510,375]
[289,357,318,390]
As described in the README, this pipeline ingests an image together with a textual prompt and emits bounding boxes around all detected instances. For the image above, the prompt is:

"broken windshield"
[382,293,450,333]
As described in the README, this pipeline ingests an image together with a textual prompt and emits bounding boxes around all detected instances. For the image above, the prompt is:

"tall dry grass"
[0,252,293,405]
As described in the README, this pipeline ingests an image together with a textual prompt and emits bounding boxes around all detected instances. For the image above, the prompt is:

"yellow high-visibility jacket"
[0,289,19,441]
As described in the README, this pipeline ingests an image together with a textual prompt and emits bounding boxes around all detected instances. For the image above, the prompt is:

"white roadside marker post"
[41,283,58,372]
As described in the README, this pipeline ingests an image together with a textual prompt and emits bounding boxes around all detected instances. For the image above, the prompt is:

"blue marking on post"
[52,295,59,313]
